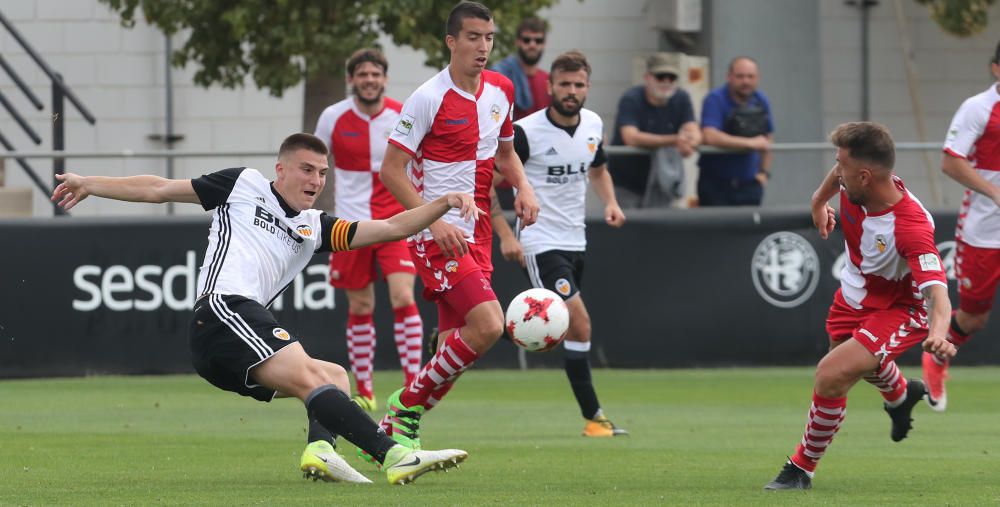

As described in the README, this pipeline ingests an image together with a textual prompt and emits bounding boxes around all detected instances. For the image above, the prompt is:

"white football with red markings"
[505,288,569,352]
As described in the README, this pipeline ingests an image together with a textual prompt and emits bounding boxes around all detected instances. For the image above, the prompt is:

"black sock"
[565,350,601,420]
[307,416,336,447]
[305,385,396,463]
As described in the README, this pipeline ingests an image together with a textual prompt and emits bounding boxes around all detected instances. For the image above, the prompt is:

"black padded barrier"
[1,208,997,378]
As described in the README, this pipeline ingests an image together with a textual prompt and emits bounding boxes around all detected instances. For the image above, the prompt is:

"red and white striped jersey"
[838,177,947,310]
[388,67,515,243]
[314,97,404,220]
[943,83,1000,248]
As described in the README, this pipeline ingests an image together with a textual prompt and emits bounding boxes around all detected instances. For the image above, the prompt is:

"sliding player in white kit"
[50,133,478,485]
[493,51,629,437]
[314,48,423,411]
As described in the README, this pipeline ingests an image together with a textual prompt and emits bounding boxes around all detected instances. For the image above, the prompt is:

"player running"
[764,122,956,490]
[374,1,540,453]
[51,133,478,485]
[314,48,423,411]
[492,51,629,437]
[922,40,1000,411]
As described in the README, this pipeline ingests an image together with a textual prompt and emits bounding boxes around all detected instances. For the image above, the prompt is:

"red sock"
[863,361,907,405]
[393,304,423,386]
[346,313,375,399]
[399,329,478,408]
[791,391,847,473]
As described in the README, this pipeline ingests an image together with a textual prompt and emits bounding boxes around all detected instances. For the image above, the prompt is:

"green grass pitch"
[1,367,998,506]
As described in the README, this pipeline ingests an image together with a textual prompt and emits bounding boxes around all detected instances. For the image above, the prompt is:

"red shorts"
[954,239,1000,314]
[825,289,929,365]
[410,238,497,330]
[328,239,415,290]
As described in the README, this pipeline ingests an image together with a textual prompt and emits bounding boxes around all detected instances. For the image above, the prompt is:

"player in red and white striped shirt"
[314,49,424,410]
[375,2,539,452]
[922,41,1000,411]
[765,122,956,490]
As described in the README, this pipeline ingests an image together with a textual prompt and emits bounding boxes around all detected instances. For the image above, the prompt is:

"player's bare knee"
[814,359,854,397]
[569,317,591,342]
[347,297,374,315]
[316,360,349,391]
[389,291,415,309]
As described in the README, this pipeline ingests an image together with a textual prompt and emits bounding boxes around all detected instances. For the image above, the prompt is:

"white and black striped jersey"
[514,108,606,254]
[191,167,354,307]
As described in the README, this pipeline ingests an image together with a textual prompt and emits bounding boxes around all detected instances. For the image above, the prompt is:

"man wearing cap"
[610,52,701,208]
[697,56,774,206]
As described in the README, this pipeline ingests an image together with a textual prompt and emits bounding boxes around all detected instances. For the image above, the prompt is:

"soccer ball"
[505,288,569,352]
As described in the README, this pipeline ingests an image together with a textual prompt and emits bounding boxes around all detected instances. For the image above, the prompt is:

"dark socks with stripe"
[565,345,601,420]
[305,385,396,463]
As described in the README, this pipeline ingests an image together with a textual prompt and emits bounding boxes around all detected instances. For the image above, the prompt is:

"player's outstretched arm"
[350,193,483,250]
[921,283,957,359]
[810,166,840,239]
[941,152,1000,207]
[51,173,200,210]
[587,164,625,228]
[381,142,471,258]
[495,140,539,228]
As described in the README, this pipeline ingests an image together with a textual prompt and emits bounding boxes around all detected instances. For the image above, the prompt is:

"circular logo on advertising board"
[751,231,820,308]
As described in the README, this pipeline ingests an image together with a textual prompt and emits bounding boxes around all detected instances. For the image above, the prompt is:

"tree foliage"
[914,0,996,37]
[100,0,557,97]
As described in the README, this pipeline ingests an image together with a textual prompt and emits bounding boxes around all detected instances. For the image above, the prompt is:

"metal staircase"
[0,9,96,217]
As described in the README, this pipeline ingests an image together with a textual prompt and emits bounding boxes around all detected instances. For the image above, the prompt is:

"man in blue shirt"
[698,56,774,206]
[611,53,701,208]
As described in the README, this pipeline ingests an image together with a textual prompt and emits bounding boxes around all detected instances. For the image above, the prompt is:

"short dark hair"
[446,1,492,38]
[550,50,591,79]
[993,39,999,65]
[728,55,758,73]
[829,122,895,170]
[346,48,388,77]
[517,17,547,37]
[278,133,328,158]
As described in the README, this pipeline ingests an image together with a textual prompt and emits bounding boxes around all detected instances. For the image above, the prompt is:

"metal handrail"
[0,142,946,159]
[0,11,95,124]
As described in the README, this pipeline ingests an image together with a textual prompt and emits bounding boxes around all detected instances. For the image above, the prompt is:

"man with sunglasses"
[610,52,701,208]
[493,17,551,121]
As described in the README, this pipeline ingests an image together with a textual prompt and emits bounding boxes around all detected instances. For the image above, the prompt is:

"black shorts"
[189,294,298,402]
[523,250,584,300]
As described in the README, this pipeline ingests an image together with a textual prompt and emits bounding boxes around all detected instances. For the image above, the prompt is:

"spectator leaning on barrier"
[492,17,551,121]
[610,52,701,208]
[697,56,773,206]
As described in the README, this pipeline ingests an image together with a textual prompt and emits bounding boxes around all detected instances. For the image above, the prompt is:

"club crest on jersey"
[295,224,314,238]
[586,136,599,154]
[330,269,340,280]
[445,260,459,273]
[875,234,887,253]
[490,104,501,122]
[272,328,291,341]
[555,278,571,296]
[395,114,415,135]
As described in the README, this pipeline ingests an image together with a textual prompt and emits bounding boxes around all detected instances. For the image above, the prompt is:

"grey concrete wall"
[0,0,304,217]
[820,0,1000,209]
[708,0,825,208]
